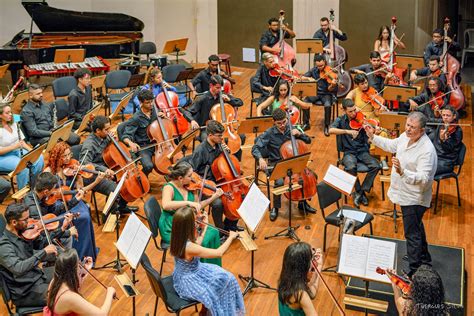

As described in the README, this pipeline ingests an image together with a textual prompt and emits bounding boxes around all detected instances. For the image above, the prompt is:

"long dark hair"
[278,242,313,305]
[47,249,81,312]
[408,265,446,316]
[170,206,196,259]
[377,25,391,41]
[272,80,290,99]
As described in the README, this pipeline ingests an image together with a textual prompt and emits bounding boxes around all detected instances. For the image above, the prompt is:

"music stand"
[167,128,200,159]
[76,103,102,135]
[162,38,189,63]
[382,85,417,110]
[9,143,46,188]
[295,39,323,71]
[44,120,74,155]
[53,49,85,67]
[293,81,317,98]
[108,90,134,122]
[265,153,310,241]
[395,54,424,81]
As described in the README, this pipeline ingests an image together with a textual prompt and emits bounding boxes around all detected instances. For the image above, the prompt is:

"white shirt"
[372,132,437,207]
[0,122,24,148]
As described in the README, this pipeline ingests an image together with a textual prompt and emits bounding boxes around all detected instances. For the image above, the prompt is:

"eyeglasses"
[275,119,287,126]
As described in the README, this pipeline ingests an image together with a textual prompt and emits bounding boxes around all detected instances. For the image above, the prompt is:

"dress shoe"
[298,201,317,214]
[324,125,330,137]
[270,207,279,221]
[301,123,311,131]
[360,193,369,206]
[234,225,245,232]
[120,206,138,214]
[352,192,362,208]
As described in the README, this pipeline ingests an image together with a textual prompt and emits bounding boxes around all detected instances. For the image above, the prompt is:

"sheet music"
[365,239,397,283]
[116,212,152,269]
[237,183,270,233]
[337,208,367,222]
[338,234,369,277]
[323,165,357,195]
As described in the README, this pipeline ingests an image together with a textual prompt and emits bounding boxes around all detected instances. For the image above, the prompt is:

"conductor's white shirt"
[372,132,437,207]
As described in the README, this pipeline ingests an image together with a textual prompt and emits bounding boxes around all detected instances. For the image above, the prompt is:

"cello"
[211,144,249,221]
[326,9,351,97]
[272,10,296,68]
[154,81,190,136]
[147,97,183,175]
[442,17,465,111]
[102,134,150,202]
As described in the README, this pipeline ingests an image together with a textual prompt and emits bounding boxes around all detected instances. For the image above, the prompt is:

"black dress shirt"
[410,91,449,122]
[68,86,92,122]
[304,67,336,96]
[414,67,447,87]
[349,64,385,92]
[312,28,347,47]
[121,109,157,147]
[259,30,291,52]
[423,40,461,65]
[251,125,311,163]
[80,133,111,172]
[429,125,463,161]
[190,140,223,182]
[185,91,243,126]
[251,64,279,95]
[191,68,212,93]
[331,115,370,154]
[24,191,79,218]
[20,100,54,141]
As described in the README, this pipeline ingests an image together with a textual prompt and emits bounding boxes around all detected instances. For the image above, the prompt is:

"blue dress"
[173,256,245,316]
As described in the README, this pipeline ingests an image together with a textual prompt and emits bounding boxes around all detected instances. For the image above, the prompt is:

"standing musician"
[188,54,236,98]
[349,51,389,93]
[408,77,449,124]
[252,108,316,221]
[0,203,75,308]
[121,89,165,176]
[80,115,137,214]
[259,17,296,56]
[329,99,382,207]
[160,162,223,265]
[278,242,323,316]
[0,103,44,190]
[409,55,447,88]
[345,73,387,119]
[423,28,461,66]
[68,68,93,130]
[365,112,437,278]
[429,106,463,176]
[251,52,280,105]
[20,84,80,147]
[313,16,347,51]
[301,54,338,136]
[190,120,243,233]
[374,25,406,63]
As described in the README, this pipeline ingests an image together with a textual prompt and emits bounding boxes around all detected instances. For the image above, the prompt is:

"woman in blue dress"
[170,206,245,316]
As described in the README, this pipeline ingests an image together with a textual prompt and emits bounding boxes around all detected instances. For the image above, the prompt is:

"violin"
[271,10,296,68]
[155,82,190,136]
[376,267,411,296]
[209,90,241,154]
[269,64,301,82]
[348,111,384,132]
[211,144,249,221]
[319,65,339,91]
[185,172,230,198]
[360,87,386,111]
[63,159,99,179]
[44,185,77,206]
[428,90,446,118]
[22,212,80,240]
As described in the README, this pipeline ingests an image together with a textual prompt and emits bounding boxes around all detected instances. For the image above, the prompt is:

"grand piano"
[0,0,144,81]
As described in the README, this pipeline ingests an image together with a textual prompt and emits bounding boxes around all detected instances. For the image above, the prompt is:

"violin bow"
[197,165,210,205]
[358,86,388,112]
[32,193,53,245]
[69,149,89,189]
[417,90,452,109]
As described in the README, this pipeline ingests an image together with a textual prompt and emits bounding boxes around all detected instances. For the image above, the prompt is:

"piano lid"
[22,0,144,33]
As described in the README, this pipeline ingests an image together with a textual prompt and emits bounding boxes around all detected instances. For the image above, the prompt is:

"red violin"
[349,111,380,130]
[22,212,80,240]
[376,267,411,296]
[360,87,386,111]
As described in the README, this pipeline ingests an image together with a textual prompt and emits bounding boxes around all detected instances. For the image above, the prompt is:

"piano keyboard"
[24,56,110,77]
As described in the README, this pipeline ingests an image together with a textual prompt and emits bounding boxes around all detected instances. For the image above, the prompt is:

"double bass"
[272,10,296,68]
[217,62,232,94]
[384,17,407,86]
[154,82,190,136]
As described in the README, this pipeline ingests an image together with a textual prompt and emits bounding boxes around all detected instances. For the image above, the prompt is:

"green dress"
[158,182,222,266]
[278,299,305,316]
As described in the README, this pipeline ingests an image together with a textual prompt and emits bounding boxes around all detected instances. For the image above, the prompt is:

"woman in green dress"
[160,161,224,266]
[278,242,323,316]
[256,80,311,116]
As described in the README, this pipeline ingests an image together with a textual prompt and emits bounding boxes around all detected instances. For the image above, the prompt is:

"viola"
[211,144,249,221]
[44,185,77,206]
[360,87,386,111]
[349,111,383,131]
[209,90,241,154]
[22,212,80,240]
[376,267,411,296]
[63,159,99,179]
[155,82,190,136]
[271,10,296,68]
[269,64,301,82]
[185,172,230,198]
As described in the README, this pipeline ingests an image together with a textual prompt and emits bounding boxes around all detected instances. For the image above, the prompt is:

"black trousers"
[342,152,381,194]
[207,196,238,231]
[401,205,432,273]
[303,95,333,127]
[138,147,155,176]
[13,266,54,307]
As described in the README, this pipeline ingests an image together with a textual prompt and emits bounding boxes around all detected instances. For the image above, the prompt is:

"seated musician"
[278,242,323,316]
[68,68,93,130]
[424,28,461,66]
[251,108,316,221]
[160,162,223,265]
[374,25,405,63]
[429,106,463,176]
[313,16,347,53]
[122,89,165,176]
[329,99,382,207]
[300,54,338,136]
[256,80,311,121]
[251,52,280,104]
[409,55,447,88]
[0,103,44,189]
[188,54,236,98]
[20,84,80,147]
[80,115,137,214]
[42,142,100,261]
[190,120,243,233]
[259,17,295,56]
[0,178,11,203]
[133,67,177,105]
[349,51,388,93]
[346,73,388,119]
[408,77,448,124]
[0,203,75,308]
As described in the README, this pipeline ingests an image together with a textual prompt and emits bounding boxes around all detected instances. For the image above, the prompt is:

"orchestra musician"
[20,84,80,147]
[300,54,338,136]
[68,68,93,130]
[160,162,223,266]
[313,16,347,52]
[0,203,75,308]
[423,28,461,66]
[121,89,165,176]
[80,115,137,214]
[0,178,11,203]
[251,52,280,105]
[170,206,245,316]
[133,67,177,104]
[259,17,295,56]
[349,51,388,93]
[278,242,323,316]
[188,54,236,98]
[407,77,449,124]
[374,25,405,63]
[429,105,463,176]
[345,73,387,119]
[190,120,243,233]
[329,99,382,207]
[409,55,447,88]
[252,108,316,221]
[0,103,44,190]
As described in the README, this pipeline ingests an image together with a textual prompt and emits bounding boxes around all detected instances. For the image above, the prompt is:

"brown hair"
[167,161,192,180]
[0,103,12,126]
[170,206,196,259]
